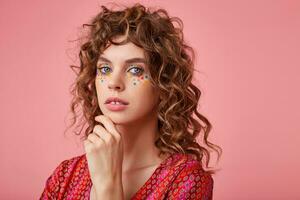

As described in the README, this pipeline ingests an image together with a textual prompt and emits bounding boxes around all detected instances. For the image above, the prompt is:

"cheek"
[127,73,151,87]
[95,73,152,88]
[95,75,109,97]
[96,73,110,85]
[127,73,158,103]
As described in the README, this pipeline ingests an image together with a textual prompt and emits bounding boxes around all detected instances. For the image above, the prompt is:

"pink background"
[1,0,299,199]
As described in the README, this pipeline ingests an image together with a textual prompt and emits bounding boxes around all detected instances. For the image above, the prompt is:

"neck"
[114,111,163,173]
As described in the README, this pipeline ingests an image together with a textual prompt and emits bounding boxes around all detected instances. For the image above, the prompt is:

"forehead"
[100,41,145,62]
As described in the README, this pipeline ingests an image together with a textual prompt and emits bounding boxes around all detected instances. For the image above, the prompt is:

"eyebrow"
[97,56,147,65]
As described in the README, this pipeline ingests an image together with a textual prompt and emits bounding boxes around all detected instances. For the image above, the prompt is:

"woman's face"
[95,36,160,125]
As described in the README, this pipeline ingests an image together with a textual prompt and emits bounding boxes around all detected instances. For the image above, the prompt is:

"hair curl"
[64,3,222,175]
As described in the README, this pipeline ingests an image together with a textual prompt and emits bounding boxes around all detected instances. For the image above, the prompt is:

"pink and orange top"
[40,152,213,199]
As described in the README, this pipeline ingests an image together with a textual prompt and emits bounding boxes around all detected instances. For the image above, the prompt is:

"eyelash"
[96,64,144,76]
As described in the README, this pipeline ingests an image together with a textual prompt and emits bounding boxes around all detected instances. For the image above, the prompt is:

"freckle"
[133,82,137,85]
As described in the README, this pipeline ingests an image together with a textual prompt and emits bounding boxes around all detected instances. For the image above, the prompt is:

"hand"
[83,115,124,188]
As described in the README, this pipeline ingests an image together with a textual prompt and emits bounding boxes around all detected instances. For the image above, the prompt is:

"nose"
[107,70,125,91]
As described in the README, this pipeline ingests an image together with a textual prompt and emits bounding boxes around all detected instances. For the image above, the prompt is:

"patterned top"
[40,152,213,199]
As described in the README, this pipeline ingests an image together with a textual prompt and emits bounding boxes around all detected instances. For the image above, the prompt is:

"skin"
[84,115,124,199]
[84,35,169,200]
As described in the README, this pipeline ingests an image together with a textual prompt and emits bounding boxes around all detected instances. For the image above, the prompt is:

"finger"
[87,132,105,145]
[83,139,93,152]
[93,125,114,144]
[95,115,121,140]
[83,139,92,146]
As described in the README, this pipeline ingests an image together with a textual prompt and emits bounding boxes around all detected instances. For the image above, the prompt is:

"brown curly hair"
[64,3,222,175]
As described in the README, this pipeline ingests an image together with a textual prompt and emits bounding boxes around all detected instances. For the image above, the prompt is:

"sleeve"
[39,159,69,200]
[166,163,214,200]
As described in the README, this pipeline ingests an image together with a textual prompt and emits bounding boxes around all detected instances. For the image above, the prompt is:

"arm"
[166,162,214,200]
[39,175,56,200]
[39,160,68,200]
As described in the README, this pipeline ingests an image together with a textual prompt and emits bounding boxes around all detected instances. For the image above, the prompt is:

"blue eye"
[96,64,111,75]
[128,65,144,76]
[100,67,111,74]
[96,64,144,76]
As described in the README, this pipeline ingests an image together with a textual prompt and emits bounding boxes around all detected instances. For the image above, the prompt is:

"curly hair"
[64,3,222,175]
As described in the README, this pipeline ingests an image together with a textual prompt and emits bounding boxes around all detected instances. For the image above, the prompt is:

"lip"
[105,97,129,105]
[105,103,128,111]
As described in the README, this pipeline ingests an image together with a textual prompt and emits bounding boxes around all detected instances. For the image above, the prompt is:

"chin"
[102,111,131,124]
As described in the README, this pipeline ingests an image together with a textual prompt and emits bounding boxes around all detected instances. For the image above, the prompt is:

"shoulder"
[55,153,87,170]
[48,153,87,178]
[166,153,214,199]
[40,153,88,198]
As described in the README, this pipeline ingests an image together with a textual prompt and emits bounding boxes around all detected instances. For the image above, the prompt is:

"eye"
[96,64,144,76]
[96,64,111,75]
[128,64,144,76]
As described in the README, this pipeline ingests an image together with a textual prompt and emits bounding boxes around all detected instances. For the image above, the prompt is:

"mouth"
[105,97,129,105]
[105,102,128,111]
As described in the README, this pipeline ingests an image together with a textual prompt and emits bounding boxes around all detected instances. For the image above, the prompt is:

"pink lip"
[105,103,128,111]
[105,97,129,105]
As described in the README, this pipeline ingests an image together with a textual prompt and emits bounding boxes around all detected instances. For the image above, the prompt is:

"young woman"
[40,3,222,200]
